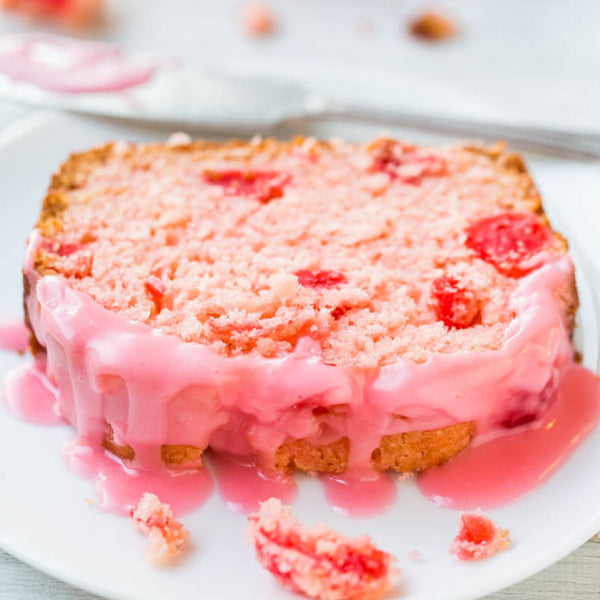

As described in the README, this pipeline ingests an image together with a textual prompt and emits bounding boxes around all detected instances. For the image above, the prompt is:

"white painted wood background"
[0,0,598,597]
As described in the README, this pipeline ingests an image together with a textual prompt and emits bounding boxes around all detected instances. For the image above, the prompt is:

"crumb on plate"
[248,498,399,600]
[409,10,458,42]
[450,511,510,561]
[238,1,277,38]
[408,549,423,563]
[131,492,189,564]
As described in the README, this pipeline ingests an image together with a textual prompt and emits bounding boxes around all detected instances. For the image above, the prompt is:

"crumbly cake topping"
[35,137,565,366]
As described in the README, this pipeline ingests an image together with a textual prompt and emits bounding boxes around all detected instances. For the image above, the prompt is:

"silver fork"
[279,99,600,160]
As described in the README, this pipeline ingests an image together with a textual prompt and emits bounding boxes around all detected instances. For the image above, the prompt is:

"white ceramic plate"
[1,111,600,600]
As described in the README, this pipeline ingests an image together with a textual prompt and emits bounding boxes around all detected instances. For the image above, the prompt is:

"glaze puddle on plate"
[0,318,29,354]
[5,352,600,520]
[418,364,600,510]
[3,360,63,424]
[210,453,297,513]
[63,439,214,516]
[321,471,397,517]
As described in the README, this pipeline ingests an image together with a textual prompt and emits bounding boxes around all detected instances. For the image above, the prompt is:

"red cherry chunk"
[330,305,350,320]
[451,513,510,561]
[465,212,553,277]
[498,377,556,429]
[431,276,479,329]
[41,239,81,256]
[203,169,290,203]
[144,275,166,299]
[295,269,348,289]
[459,513,495,545]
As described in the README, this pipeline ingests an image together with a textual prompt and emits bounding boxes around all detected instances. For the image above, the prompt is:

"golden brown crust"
[275,437,350,473]
[272,423,475,474]
[462,142,544,215]
[371,422,476,472]
[103,426,135,461]
[161,444,204,465]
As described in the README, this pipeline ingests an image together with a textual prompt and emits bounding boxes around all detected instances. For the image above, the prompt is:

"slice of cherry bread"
[23,136,577,474]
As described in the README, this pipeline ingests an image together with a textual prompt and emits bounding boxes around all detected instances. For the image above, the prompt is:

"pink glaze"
[3,360,64,424]
[64,440,213,516]
[23,226,577,475]
[0,317,29,353]
[0,34,156,93]
[210,453,296,514]
[418,364,600,509]
[320,472,397,517]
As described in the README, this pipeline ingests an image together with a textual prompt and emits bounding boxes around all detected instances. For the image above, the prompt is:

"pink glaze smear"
[418,364,600,509]
[3,360,63,424]
[211,453,297,514]
[0,317,29,353]
[320,472,397,518]
[64,439,213,516]
[0,33,156,93]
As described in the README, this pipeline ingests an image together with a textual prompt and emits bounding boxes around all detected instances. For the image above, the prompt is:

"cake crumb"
[451,512,510,561]
[84,497,96,506]
[238,1,277,37]
[248,498,399,600]
[131,493,189,565]
[408,549,423,563]
[356,17,376,39]
[166,132,192,146]
[397,472,414,482]
[409,11,457,42]
[0,0,103,27]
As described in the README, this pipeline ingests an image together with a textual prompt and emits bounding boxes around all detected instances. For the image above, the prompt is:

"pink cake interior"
[41,137,564,366]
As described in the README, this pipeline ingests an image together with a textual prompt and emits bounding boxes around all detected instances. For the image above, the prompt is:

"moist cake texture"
[23,136,578,475]
[33,137,569,366]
